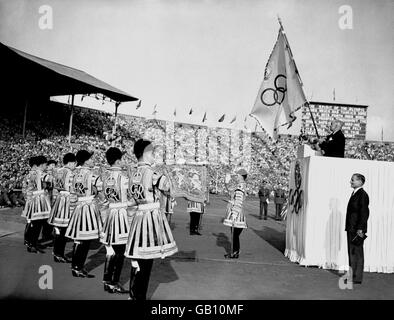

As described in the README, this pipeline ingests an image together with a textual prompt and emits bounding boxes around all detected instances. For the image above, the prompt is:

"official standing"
[274,184,285,221]
[223,169,248,259]
[187,200,204,235]
[258,181,270,220]
[317,120,346,158]
[345,173,369,285]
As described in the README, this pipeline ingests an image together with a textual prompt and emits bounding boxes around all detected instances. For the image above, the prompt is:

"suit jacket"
[319,130,345,158]
[258,187,270,201]
[345,188,369,233]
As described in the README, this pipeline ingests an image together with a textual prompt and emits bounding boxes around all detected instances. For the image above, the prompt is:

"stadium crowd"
[1,102,393,208]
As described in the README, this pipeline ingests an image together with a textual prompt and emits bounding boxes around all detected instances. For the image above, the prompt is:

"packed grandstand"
[1,101,393,208]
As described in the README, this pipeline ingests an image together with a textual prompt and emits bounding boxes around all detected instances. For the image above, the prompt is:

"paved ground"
[1,196,393,300]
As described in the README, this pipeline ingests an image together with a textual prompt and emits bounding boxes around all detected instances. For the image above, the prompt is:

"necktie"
[351,191,355,197]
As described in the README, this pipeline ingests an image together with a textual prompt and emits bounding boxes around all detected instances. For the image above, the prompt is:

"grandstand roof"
[310,101,368,108]
[0,42,138,102]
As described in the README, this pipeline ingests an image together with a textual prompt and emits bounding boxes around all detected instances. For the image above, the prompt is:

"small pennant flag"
[202,112,207,123]
[218,114,225,122]
[136,100,142,109]
[189,108,193,115]
[230,116,237,124]
[152,104,157,115]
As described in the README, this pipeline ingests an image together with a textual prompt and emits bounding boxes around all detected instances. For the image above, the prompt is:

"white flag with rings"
[250,28,306,139]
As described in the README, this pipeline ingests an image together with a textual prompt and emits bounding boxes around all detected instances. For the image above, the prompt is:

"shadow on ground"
[148,251,193,299]
[251,226,286,253]
[212,232,231,255]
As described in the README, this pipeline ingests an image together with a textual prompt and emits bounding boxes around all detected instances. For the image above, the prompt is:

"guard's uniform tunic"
[125,162,178,300]
[48,167,76,258]
[223,182,247,256]
[65,166,103,240]
[21,168,51,249]
[22,168,51,222]
[98,166,134,289]
[125,162,177,259]
[223,183,247,229]
[99,166,131,246]
[48,167,76,228]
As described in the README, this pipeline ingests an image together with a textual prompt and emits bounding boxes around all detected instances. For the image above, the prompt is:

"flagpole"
[277,16,320,139]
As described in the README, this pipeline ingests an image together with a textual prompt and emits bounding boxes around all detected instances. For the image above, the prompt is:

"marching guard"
[187,200,204,236]
[223,168,248,259]
[22,155,51,253]
[65,150,103,278]
[47,153,77,263]
[40,159,58,246]
[98,147,131,294]
[125,139,178,300]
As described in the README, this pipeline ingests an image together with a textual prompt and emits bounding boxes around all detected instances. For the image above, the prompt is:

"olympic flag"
[250,26,307,139]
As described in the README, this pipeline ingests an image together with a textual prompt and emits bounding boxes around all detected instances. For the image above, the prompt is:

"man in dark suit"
[345,173,369,285]
[317,120,346,158]
[258,181,270,220]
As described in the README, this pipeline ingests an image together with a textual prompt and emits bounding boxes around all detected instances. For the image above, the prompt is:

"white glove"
[105,245,115,256]
[54,227,61,235]
[131,260,140,272]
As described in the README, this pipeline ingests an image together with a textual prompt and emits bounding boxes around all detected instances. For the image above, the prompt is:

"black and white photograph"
[0,0,393,311]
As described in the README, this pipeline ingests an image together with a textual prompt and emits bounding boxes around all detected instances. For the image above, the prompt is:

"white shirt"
[352,187,362,196]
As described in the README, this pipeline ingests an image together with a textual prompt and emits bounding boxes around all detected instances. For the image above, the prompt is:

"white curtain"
[285,156,394,273]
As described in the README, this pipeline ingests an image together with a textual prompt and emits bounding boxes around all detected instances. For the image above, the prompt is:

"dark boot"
[133,259,153,301]
[31,221,45,253]
[128,266,138,300]
[112,253,127,294]
[78,240,94,278]
[103,254,116,292]
[71,242,82,274]
[53,231,69,262]
[24,223,30,246]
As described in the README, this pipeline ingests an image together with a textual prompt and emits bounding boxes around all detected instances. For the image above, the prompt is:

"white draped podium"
[285,156,394,273]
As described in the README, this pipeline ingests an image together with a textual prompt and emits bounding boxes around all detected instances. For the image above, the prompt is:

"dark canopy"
[0,42,138,102]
